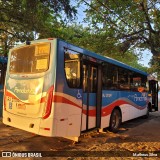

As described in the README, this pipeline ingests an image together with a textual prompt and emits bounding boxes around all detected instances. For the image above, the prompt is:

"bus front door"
[149,80,159,111]
[81,63,101,131]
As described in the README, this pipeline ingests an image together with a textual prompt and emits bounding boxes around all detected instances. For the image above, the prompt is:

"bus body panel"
[53,93,82,136]
[53,40,82,137]
[3,109,55,136]
[4,77,45,117]
[3,111,41,134]
[100,90,148,128]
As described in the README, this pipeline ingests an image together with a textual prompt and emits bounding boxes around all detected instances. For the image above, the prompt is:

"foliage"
[0,0,149,73]
[0,0,76,56]
[78,0,160,76]
[148,57,160,79]
[80,0,160,55]
[49,23,148,72]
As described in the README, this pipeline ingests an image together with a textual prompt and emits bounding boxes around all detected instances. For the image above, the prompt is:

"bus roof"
[58,39,148,77]
[21,38,148,77]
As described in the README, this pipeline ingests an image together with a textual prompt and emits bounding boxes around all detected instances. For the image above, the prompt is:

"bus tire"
[109,109,121,133]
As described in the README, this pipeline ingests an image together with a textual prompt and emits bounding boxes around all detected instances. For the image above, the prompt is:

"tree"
[80,0,160,56]
[148,57,160,79]
[0,0,76,56]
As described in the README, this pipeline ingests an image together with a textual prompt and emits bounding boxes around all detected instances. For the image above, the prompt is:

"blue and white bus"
[3,38,158,141]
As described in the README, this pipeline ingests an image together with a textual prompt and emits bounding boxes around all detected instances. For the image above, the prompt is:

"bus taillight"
[42,86,54,119]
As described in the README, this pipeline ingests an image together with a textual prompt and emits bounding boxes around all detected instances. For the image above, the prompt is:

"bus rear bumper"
[3,111,54,137]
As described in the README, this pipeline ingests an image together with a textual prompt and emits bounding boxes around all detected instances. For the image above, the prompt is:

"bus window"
[102,62,148,91]
[102,63,118,90]
[90,66,97,93]
[9,43,50,74]
[118,67,130,90]
[83,65,88,92]
[130,73,147,91]
[64,49,81,88]
[133,77,141,87]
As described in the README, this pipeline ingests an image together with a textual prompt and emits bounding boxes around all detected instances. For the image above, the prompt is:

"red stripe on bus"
[82,109,96,116]
[81,99,146,117]
[53,95,82,109]
[101,99,146,117]
[5,90,19,100]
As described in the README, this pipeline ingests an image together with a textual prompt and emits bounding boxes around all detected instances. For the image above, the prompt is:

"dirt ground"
[0,98,160,160]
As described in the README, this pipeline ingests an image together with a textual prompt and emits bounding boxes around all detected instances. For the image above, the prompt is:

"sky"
[138,50,152,67]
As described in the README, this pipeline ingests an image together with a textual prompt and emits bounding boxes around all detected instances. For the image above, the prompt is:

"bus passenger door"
[81,63,101,131]
[149,80,159,111]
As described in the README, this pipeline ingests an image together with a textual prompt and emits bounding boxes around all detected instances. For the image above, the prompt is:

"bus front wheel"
[109,109,121,133]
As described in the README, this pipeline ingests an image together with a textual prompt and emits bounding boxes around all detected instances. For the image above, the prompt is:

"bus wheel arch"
[109,106,122,133]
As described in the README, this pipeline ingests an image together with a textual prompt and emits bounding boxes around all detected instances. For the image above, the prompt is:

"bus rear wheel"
[109,109,121,133]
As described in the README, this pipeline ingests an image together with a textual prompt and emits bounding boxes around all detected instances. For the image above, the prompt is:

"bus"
[0,56,7,116]
[3,38,158,141]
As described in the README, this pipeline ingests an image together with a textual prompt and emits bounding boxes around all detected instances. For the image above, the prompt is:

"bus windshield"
[9,42,50,74]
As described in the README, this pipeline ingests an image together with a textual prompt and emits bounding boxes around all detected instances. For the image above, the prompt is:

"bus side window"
[130,72,147,91]
[118,67,130,90]
[64,49,81,88]
[102,63,118,90]
[83,65,88,92]
[90,66,97,93]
